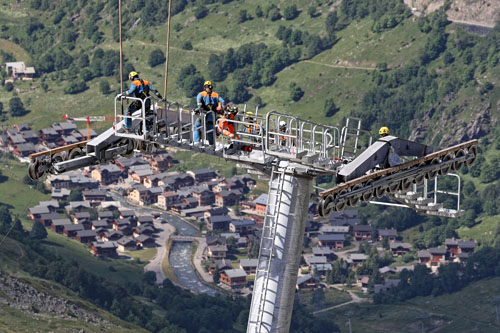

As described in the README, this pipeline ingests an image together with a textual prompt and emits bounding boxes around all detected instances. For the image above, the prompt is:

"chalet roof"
[103,230,122,238]
[206,207,229,215]
[76,230,97,238]
[77,128,97,137]
[214,259,233,270]
[417,250,431,258]
[62,135,78,144]
[98,164,122,173]
[64,224,84,232]
[137,215,153,223]
[68,201,91,209]
[115,218,131,226]
[208,244,228,252]
[40,128,58,135]
[29,206,50,215]
[20,129,37,140]
[350,253,368,261]
[9,133,25,144]
[320,225,350,233]
[98,210,114,218]
[149,187,163,195]
[296,274,319,285]
[116,156,148,168]
[254,194,268,205]
[223,268,247,279]
[118,208,135,217]
[311,263,332,271]
[205,235,226,246]
[429,247,447,255]
[74,211,90,219]
[51,188,71,198]
[58,121,77,131]
[38,200,59,208]
[133,169,154,177]
[379,266,396,274]
[390,242,411,250]
[208,215,232,223]
[92,241,117,249]
[458,240,476,248]
[16,143,36,152]
[304,255,327,265]
[92,220,109,228]
[52,218,72,226]
[239,258,258,268]
[318,234,345,241]
[100,201,121,209]
[117,237,136,246]
[39,213,61,221]
[230,219,255,227]
[353,224,372,232]
[135,234,154,243]
[312,247,333,256]
[379,228,398,237]
[135,225,155,233]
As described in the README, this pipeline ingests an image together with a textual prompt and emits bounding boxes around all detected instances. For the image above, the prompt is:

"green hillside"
[317,277,500,332]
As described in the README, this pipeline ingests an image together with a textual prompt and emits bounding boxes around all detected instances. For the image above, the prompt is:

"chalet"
[150,153,174,171]
[118,208,136,220]
[187,168,217,183]
[353,224,372,241]
[304,255,328,268]
[206,215,232,232]
[210,259,233,274]
[82,190,108,205]
[101,230,123,242]
[418,250,431,264]
[428,248,447,266]
[390,242,411,257]
[208,244,228,259]
[445,238,476,257]
[157,192,179,209]
[29,206,50,220]
[310,263,332,276]
[239,259,258,274]
[225,178,246,193]
[240,201,256,210]
[62,135,78,145]
[319,225,350,234]
[254,194,268,216]
[220,269,247,289]
[133,225,155,238]
[8,132,26,146]
[215,190,241,207]
[66,201,91,213]
[39,128,59,143]
[39,213,61,227]
[92,220,110,230]
[128,185,150,205]
[296,274,320,291]
[230,219,255,234]
[68,176,99,190]
[131,168,154,184]
[53,121,77,135]
[38,201,59,212]
[347,253,368,267]
[63,224,84,238]
[213,182,229,193]
[374,279,400,294]
[115,156,149,171]
[117,237,137,252]
[159,174,194,190]
[51,218,71,233]
[136,215,154,226]
[203,207,229,219]
[91,241,117,257]
[72,211,91,224]
[237,237,248,248]
[317,234,344,249]
[181,197,199,209]
[51,188,71,201]
[192,188,215,206]
[5,61,35,80]
[49,175,71,189]
[144,172,169,188]
[97,210,114,221]
[14,143,36,157]
[20,130,37,144]
[206,235,226,246]
[76,230,97,244]
[113,218,132,231]
[378,228,398,242]
[90,164,122,185]
[312,247,335,261]
[135,234,155,248]
[379,266,397,275]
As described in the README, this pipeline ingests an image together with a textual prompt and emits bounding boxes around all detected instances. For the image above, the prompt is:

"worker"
[194,80,225,145]
[244,111,261,135]
[379,126,390,138]
[122,71,164,131]
[217,105,238,139]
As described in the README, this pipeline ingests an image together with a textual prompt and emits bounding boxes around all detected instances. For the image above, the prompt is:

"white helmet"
[279,121,286,130]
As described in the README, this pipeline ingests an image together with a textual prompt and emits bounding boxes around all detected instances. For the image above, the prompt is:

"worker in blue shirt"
[122,71,164,130]
[194,80,225,145]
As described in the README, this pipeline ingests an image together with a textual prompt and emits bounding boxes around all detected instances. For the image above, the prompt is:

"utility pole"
[346,310,353,333]
[493,297,499,324]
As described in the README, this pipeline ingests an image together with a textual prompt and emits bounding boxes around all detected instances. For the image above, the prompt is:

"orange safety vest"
[217,114,235,138]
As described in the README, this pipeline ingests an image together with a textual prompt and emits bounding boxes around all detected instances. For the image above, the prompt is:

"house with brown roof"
[296,274,320,291]
[76,230,97,244]
[91,164,122,185]
[390,242,411,257]
[353,224,372,241]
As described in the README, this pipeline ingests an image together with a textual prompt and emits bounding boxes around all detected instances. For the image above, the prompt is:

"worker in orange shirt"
[217,105,238,139]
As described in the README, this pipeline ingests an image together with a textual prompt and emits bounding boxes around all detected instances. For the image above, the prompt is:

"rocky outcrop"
[0,272,111,325]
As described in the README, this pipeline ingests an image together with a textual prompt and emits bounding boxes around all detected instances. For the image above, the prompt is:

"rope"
[163,0,173,100]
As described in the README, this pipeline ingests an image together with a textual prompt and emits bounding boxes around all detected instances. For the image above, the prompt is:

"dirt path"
[192,237,213,283]
[303,60,376,71]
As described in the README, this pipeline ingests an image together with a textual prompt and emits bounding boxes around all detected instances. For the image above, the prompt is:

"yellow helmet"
[379,126,390,136]
[203,80,213,88]
[128,71,139,81]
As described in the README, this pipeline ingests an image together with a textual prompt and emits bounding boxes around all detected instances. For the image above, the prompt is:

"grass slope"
[317,277,500,333]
